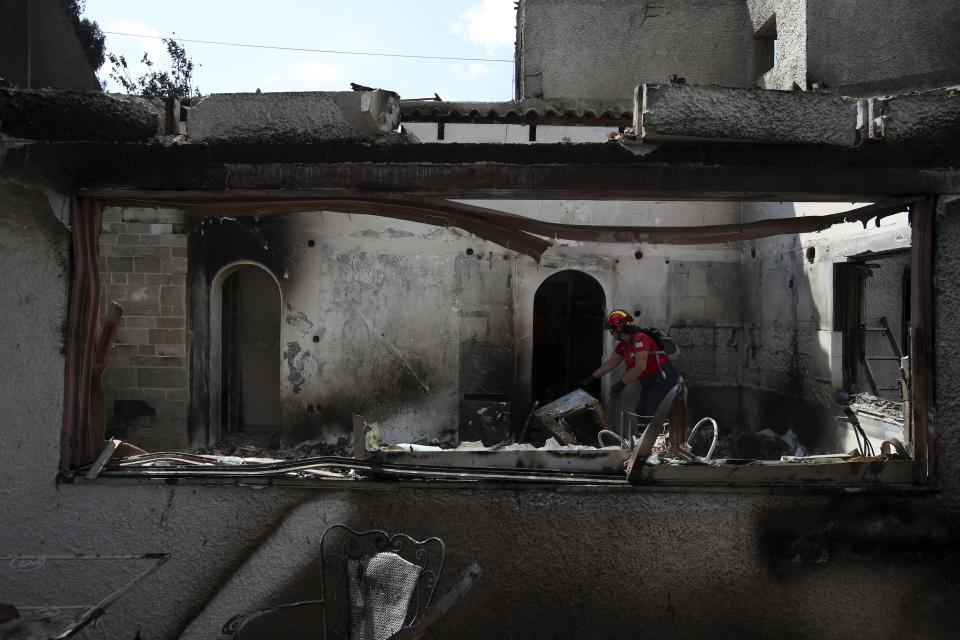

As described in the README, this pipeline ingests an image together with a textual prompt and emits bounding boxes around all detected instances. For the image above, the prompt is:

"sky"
[84,0,518,101]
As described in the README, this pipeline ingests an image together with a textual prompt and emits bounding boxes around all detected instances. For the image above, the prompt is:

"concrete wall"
[748,0,960,93]
[176,200,746,452]
[805,0,960,95]
[99,208,190,451]
[747,0,808,90]
[98,190,909,457]
[2,181,960,639]
[740,202,911,451]
[0,0,101,91]
[517,0,758,100]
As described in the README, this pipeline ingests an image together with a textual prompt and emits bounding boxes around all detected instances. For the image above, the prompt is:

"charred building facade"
[2,1,960,638]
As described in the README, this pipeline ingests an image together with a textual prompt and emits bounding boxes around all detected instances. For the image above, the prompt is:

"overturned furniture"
[222,524,480,640]
[626,377,694,483]
[521,389,610,445]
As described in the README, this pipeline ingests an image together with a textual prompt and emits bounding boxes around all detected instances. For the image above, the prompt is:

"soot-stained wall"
[110,196,911,454]
[191,212,468,450]
[740,202,911,453]
[4,183,960,640]
[186,201,750,450]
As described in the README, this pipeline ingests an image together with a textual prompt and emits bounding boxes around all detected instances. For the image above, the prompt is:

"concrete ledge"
[871,93,960,146]
[0,89,161,141]
[187,90,401,143]
[638,84,859,146]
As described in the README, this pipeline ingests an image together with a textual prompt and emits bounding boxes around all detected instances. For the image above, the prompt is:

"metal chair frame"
[222,524,445,639]
[320,524,445,640]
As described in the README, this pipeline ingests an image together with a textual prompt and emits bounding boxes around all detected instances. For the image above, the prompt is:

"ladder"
[859,316,903,395]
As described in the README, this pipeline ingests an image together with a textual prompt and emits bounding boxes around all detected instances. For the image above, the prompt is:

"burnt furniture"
[223,524,479,640]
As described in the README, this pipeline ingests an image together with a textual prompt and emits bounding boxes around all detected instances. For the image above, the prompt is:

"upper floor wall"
[516,0,758,100]
[518,0,960,100]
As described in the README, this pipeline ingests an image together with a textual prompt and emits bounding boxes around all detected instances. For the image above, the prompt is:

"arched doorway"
[531,270,605,406]
[211,263,281,442]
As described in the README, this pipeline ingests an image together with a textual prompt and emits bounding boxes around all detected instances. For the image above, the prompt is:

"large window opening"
[531,270,605,406]
[836,250,911,401]
[80,195,933,486]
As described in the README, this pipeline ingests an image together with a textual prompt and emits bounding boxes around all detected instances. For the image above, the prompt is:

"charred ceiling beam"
[5,141,949,199]
[3,120,956,198]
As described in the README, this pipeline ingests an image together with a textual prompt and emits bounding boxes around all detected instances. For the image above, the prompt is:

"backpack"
[639,327,679,357]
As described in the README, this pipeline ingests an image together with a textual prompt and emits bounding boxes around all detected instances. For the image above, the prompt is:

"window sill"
[63,456,931,496]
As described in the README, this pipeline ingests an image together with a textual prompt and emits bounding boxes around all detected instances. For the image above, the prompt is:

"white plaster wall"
[276,213,467,446]
[188,199,751,448]
[404,122,620,145]
[741,200,911,449]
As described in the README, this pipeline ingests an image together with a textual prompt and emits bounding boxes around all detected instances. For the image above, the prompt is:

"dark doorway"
[220,266,281,434]
[531,270,605,405]
[835,250,911,399]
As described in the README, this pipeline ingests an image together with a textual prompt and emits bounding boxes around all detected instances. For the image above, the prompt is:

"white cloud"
[262,61,344,91]
[99,20,170,91]
[451,0,516,54]
[450,62,492,79]
[105,20,167,64]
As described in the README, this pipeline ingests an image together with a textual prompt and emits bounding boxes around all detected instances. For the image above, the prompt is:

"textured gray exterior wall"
[3,181,960,639]
[747,0,808,90]
[805,0,960,95]
[518,0,757,100]
[749,0,960,93]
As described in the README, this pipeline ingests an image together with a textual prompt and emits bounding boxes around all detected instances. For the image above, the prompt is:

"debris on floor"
[524,389,609,445]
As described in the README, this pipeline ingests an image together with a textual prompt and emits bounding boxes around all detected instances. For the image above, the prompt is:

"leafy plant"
[63,0,105,70]
[107,37,202,103]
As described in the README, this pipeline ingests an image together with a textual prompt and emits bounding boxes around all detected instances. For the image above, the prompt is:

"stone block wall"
[98,207,189,451]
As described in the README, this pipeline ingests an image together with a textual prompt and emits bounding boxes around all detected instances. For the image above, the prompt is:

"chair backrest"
[319,524,445,640]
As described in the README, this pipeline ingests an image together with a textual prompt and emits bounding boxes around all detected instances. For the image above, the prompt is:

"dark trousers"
[635,362,680,425]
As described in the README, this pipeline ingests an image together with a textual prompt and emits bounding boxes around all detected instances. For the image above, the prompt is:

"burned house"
[2,0,960,638]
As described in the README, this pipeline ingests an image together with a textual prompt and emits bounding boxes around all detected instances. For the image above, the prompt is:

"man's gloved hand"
[609,381,625,398]
[577,375,596,387]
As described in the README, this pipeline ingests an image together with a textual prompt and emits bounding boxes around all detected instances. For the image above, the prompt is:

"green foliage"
[63,0,106,70]
[107,37,202,103]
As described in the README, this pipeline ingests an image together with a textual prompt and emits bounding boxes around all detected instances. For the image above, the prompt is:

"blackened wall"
[3,182,960,639]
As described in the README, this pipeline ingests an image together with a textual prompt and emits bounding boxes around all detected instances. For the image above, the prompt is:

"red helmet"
[606,309,634,332]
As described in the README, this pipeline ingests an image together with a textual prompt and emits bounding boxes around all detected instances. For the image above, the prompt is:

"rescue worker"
[580,309,680,428]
